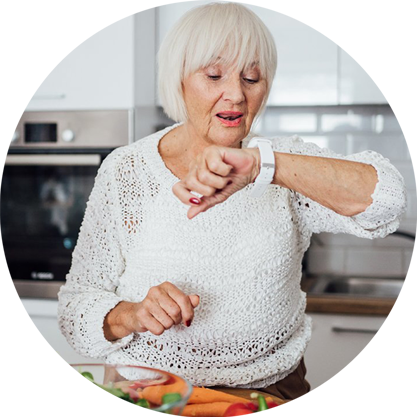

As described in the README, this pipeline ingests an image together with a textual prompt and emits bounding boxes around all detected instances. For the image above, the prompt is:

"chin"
[210,131,247,148]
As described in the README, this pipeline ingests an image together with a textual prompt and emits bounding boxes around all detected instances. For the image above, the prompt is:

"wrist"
[272,152,292,189]
[247,138,275,197]
[244,148,261,183]
[103,301,135,341]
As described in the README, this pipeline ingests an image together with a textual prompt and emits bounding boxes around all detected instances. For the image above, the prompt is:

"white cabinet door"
[340,0,417,104]
[356,317,417,417]
[0,0,135,110]
[305,314,417,417]
[0,0,63,98]
[157,2,338,106]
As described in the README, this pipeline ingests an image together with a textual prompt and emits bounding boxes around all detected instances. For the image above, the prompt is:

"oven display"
[25,123,57,143]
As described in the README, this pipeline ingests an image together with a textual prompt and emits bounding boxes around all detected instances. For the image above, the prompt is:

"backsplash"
[255,104,416,278]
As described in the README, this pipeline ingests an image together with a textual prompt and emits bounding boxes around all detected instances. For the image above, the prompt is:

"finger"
[148,304,176,330]
[197,165,231,190]
[187,200,210,219]
[172,182,200,205]
[185,175,217,197]
[157,294,183,325]
[164,284,196,326]
[187,191,227,219]
[137,311,165,336]
[206,157,233,177]
[172,181,213,205]
[146,285,183,324]
[188,294,200,308]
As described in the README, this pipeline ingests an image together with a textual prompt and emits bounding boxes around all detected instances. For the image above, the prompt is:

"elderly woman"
[58,2,406,400]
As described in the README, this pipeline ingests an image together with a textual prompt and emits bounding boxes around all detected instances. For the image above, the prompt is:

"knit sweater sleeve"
[57,149,133,358]
[271,135,407,238]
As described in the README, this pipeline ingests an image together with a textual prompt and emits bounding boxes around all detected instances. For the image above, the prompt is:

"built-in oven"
[1,110,134,298]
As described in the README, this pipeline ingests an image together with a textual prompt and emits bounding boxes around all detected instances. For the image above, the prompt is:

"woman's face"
[182,62,267,148]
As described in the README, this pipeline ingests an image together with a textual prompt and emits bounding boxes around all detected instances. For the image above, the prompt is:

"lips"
[216,111,244,127]
[216,111,243,121]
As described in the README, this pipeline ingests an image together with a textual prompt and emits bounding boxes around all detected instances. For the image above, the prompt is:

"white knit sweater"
[58,124,406,388]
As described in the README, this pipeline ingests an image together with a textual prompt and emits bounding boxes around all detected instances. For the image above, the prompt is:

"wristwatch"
[247,137,275,197]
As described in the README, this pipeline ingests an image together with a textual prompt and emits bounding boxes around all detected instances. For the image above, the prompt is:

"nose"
[222,75,245,104]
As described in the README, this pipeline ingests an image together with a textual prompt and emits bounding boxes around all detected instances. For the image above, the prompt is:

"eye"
[207,75,221,81]
[243,77,259,84]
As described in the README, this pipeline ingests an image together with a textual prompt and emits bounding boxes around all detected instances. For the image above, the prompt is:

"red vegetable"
[267,401,279,409]
[223,402,257,416]
[228,410,255,417]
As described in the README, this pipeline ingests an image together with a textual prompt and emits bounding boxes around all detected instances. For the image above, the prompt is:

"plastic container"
[70,364,192,417]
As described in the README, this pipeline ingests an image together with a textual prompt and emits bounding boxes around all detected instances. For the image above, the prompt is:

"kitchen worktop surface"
[302,276,397,316]
[22,272,399,317]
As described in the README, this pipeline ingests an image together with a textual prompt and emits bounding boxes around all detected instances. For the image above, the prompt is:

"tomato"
[223,402,257,416]
[229,409,255,417]
[267,401,279,408]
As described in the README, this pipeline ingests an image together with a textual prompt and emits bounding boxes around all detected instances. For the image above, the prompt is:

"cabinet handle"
[6,154,101,166]
[0,93,66,100]
[332,326,417,336]
[0,313,57,320]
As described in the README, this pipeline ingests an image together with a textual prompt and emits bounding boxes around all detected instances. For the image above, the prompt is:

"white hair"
[157,2,278,122]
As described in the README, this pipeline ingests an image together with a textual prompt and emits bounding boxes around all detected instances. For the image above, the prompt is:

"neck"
[158,122,244,180]
[182,122,243,154]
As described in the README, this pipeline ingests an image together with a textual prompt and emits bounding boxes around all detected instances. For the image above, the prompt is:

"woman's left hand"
[172,145,260,219]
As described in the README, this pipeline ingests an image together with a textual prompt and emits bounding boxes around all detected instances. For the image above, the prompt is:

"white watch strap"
[247,137,275,197]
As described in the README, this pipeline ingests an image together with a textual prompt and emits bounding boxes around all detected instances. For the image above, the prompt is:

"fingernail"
[189,197,201,205]
[185,320,192,327]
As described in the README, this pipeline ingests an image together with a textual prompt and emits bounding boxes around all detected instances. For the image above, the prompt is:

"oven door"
[1,151,111,298]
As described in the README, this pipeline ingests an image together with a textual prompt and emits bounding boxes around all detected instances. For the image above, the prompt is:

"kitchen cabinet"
[0,299,102,417]
[305,313,417,417]
[340,0,417,104]
[157,1,338,106]
[0,0,62,104]
[0,0,135,110]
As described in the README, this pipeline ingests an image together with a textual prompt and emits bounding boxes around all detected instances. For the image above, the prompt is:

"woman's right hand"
[103,282,200,341]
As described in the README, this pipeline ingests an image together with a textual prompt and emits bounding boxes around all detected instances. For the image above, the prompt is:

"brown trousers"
[257,358,311,400]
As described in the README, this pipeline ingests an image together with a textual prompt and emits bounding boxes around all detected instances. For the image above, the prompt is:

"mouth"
[216,111,244,126]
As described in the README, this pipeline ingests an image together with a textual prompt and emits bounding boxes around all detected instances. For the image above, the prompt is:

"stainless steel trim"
[0,130,19,143]
[13,280,62,299]
[332,326,417,336]
[6,154,101,166]
[11,110,131,149]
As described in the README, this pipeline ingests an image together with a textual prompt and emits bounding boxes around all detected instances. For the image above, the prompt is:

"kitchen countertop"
[21,298,59,316]
[302,276,396,316]
[21,275,398,317]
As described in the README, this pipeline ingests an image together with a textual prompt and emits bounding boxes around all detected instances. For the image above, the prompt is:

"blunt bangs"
[158,2,277,122]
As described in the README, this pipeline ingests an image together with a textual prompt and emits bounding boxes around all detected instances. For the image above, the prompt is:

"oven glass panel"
[1,164,97,281]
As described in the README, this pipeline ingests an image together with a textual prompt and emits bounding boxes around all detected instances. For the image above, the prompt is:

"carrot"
[140,374,184,405]
[188,387,251,404]
[182,402,233,417]
[141,381,251,406]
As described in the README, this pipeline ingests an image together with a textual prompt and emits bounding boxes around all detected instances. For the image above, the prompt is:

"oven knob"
[11,131,19,143]
[62,129,75,142]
